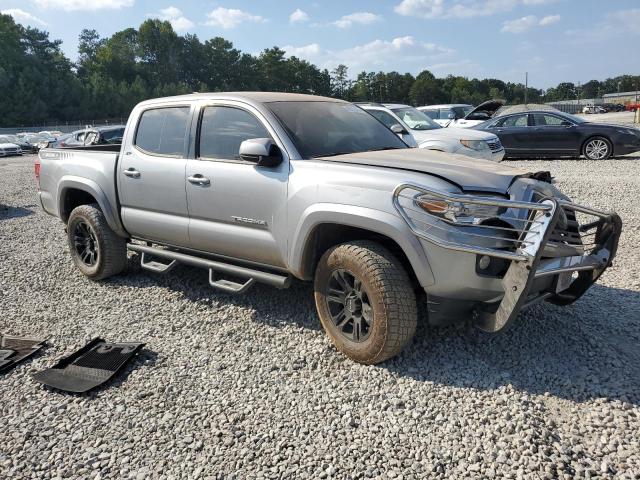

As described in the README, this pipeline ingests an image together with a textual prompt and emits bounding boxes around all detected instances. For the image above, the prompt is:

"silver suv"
[37,93,621,364]
[360,103,504,161]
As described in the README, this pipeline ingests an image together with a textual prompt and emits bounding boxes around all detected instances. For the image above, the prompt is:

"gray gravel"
[1,153,639,479]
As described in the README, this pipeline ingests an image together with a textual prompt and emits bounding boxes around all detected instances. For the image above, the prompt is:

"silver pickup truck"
[36,92,622,364]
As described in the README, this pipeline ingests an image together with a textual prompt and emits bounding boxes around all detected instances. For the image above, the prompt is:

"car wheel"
[314,240,417,364]
[67,204,127,280]
[583,137,612,160]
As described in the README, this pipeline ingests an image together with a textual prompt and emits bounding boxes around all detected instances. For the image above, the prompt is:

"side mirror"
[239,138,282,167]
[390,124,408,135]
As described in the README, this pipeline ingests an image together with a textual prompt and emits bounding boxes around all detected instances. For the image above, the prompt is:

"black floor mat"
[0,334,47,373]
[32,338,145,393]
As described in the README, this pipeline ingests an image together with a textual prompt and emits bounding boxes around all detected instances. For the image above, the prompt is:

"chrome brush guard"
[393,183,622,333]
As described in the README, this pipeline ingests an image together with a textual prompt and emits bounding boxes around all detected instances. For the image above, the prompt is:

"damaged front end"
[393,180,622,333]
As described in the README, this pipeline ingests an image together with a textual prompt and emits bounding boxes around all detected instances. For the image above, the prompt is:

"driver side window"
[368,109,398,129]
[199,106,271,161]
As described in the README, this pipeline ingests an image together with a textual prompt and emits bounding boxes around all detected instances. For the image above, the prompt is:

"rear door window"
[198,106,271,161]
[135,107,190,156]
[421,109,438,120]
[495,114,529,127]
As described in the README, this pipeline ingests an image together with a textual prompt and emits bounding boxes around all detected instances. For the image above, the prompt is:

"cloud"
[333,12,382,28]
[148,6,194,32]
[289,8,309,24]
[1,8,47,25]
[33,0,133,11]
[565,8,640,42]
[394,0,557,19]
[282,36,456,74]
[538,14,560,26]
[501,14,560,33]
[205,7,266,29]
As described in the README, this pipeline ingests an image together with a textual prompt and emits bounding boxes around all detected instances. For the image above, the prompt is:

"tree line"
[1,13,638,127]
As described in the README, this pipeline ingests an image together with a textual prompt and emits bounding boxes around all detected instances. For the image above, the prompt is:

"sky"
[1,0,638,89]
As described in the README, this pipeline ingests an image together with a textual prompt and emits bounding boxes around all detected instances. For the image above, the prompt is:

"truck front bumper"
[474,201,621,332]
[393,184,622,332]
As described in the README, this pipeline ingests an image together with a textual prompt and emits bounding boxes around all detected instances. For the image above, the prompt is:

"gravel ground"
[1,153,639,479]
[576,111,638,127]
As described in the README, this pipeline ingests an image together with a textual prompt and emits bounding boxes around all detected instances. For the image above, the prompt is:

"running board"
[128,243,291,292]
[140,252,178,274]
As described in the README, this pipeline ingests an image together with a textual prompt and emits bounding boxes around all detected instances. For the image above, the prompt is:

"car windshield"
[267,101,407,158]
[101,128,125,144]
[0,135,19,143]
[391,107,441,131]
[455,106,473,118]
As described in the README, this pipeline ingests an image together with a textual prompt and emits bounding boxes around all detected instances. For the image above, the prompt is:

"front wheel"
[67,204,127,280]
[314,241,417,364]
[583,137,612,160]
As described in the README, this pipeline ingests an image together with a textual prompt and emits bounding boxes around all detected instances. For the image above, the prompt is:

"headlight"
[415,194,502,224]
[460,139,490,151]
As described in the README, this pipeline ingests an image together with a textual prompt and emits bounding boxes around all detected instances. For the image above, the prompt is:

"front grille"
[545,203,610,257]
[487,139,503,151]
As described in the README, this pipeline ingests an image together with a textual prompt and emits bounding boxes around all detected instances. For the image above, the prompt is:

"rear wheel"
[583,136,612,160]
[314,241,417,364]
[67,204,127,280]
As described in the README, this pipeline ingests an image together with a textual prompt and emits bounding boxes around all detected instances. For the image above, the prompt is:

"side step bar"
[128,243,291,293]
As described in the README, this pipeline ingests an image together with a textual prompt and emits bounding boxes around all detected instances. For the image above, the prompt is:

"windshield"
[0,135,19,143]
[455,106,473,118]
[267,101,407,158]
[101,127,125,144]
[391,107,442,131]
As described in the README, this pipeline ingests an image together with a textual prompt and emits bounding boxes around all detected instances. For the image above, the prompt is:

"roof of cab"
[137,91,346,107]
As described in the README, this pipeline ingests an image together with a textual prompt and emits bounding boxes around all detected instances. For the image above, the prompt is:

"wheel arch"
[57,176,127,236]
[289,204,435,288]
[582,135,614,157]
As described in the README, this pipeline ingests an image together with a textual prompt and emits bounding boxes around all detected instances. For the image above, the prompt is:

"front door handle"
[188,174,211,186]
[123,168,140,178]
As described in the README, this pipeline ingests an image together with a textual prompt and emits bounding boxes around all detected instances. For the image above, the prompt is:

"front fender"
[289,203,435,287]
[57,176,127,237]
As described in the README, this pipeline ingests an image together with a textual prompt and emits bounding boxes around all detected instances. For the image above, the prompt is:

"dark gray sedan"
[473,110,640,160]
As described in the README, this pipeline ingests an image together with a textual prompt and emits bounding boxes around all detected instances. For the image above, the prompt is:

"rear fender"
[57,176,127,237]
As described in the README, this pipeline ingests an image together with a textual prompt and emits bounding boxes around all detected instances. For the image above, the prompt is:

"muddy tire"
[67,204,127,280]
[314,240,417,364]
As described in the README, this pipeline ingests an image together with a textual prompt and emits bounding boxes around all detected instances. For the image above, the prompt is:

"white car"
[418,100,504,128]
[360,103,505,162]
[0,142,22,157]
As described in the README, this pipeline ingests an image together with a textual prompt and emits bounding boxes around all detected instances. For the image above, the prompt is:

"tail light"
[34,157,41,191]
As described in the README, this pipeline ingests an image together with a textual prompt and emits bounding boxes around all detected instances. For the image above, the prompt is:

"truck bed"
[38,145,126,235]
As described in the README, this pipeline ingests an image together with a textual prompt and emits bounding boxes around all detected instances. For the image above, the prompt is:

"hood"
[0,143,20,149]
[465,99,504,119]
[411,127,496,143]
[316,148,543,194]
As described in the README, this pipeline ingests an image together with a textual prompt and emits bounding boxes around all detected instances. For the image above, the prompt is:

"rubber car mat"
[0,334,47,373]
[32,338,145,393]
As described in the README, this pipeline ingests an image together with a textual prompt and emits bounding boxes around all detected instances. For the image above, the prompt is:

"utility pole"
[524,72,528,105]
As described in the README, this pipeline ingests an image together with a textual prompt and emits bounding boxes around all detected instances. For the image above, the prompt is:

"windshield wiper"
[311,151,353,158]
[366,146,404,152]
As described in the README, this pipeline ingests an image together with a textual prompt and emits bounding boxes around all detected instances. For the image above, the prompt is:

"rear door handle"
[122,168,140,178]
[188,174,211,186]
